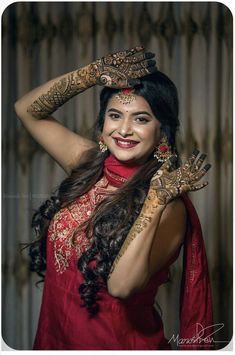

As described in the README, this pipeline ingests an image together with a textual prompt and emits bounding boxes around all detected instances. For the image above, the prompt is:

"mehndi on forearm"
[27,64,97,119]
[108,189,165,277]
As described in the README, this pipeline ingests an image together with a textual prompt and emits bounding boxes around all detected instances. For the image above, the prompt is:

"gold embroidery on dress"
[48,176,113,273]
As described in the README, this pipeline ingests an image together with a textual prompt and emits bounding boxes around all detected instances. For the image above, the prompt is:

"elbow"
[14,100,23,118]
[107,278,148,300]
[107,284,133,299]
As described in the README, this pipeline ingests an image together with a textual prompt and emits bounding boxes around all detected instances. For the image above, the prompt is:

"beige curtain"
[2,2,232,350]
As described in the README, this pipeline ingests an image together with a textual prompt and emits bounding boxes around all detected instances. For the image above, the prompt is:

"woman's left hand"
[150,149,211,205]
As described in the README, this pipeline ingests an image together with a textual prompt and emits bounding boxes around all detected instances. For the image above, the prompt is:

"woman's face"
[102,94,161,164]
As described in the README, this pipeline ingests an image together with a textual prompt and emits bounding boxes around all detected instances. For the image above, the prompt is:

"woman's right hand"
[89,46,157,88]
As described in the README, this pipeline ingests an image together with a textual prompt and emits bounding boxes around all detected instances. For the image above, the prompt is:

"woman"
[15,47,213,350]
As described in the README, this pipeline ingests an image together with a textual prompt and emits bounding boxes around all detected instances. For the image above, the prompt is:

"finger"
[127,78,141,87]
[184,148,200,168]
[131,68,154,78]
[160,158,173,172]
[147,66,158,74]
[192,163,212,181]
[189,181,209,191]
[131,59,157,71]
[127,52,155,63]
[125,46,145,57]
[145,52,155,60]
[193,153,207,171]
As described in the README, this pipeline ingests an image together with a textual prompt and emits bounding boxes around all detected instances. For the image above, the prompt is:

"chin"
[110,151,146,164]
[109,151,132,161]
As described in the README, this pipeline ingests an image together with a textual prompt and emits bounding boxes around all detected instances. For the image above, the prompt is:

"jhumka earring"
[115,88,136,104]
[99,137,108,153]
[154,136,176,162]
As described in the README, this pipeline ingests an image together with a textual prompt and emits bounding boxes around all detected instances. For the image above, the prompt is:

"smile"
[113,138,139,149]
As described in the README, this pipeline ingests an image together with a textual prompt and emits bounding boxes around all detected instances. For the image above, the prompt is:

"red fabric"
[103,154,141,187]
[33,155,214,350]
[33,176,173,350]
[179,194,214,350]
[104,155,214,350]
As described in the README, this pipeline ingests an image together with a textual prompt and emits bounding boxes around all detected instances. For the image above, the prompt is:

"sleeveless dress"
[33,176,181,350]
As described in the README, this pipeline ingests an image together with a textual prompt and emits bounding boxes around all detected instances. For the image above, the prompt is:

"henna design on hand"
[27,47,157,119]
[150,149,211,205]
[91,46,157,88]
[27,65,97,119]
[108,188,162,278]
[108,149,211,278]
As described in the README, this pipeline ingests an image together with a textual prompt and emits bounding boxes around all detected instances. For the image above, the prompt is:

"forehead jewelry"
[115,88,136,104]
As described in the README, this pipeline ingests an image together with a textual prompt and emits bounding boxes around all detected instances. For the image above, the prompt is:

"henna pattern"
[92,47,156,88]
[27,47,156,119]
[150,149,211,205]
[108,188,161,277]
[27,65,96,119]
[108,149,211,277]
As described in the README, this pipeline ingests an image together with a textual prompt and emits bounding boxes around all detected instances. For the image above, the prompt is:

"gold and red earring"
[98,136,108,153]
[154,136,176,162]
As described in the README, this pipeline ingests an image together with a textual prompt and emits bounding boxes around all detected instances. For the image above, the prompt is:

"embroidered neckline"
[48,175,115,274]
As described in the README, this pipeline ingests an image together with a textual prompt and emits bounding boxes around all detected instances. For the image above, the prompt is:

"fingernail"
[145,52,155,59]
[147,59,156,66]
[204,164,211,171]
[192,148,200,156]
[148,66,158,73]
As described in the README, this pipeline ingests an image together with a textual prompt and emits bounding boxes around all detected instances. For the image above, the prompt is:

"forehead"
[106,94,154,114]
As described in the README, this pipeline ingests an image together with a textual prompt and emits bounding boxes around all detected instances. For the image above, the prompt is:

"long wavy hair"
[28,71,180,317]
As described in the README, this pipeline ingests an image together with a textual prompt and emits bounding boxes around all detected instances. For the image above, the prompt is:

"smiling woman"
[14,47,213,350]
[103,94,161,164]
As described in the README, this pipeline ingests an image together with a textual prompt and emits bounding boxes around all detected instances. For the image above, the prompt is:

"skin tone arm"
[14,47,156,175]
[107,150,211,299]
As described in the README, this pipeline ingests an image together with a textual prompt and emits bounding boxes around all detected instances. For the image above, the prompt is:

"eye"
[135,116,149,124]
[108,113,120,120]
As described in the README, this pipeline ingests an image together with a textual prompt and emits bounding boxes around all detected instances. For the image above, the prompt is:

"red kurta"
[33,176,181,350]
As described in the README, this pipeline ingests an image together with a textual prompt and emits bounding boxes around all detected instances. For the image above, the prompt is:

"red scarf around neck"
[103,154,141,187]
[103,154,214,350]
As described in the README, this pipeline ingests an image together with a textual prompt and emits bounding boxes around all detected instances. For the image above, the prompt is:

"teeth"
[116,140,136,145]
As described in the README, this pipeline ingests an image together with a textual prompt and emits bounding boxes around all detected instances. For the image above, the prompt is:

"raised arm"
[15,46,156,174]
[107,150,211,299]
[14,64,98,174]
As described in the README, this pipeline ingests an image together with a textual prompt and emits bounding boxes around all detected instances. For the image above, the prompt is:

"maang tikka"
[115,88,136,104]
[154,136,177,162]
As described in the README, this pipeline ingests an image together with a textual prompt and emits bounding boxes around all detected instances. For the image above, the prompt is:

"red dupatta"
[103,154,214,350]
[178,194,214,350]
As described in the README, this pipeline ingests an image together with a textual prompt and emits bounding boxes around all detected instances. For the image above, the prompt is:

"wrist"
[144,188,166,211]
[147,187,168,208]
[76,63,97,87]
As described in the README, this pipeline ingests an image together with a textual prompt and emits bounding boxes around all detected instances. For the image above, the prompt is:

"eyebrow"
[107,108,152,117]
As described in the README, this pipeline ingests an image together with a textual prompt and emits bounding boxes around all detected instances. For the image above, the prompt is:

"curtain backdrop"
[2,2,232,350]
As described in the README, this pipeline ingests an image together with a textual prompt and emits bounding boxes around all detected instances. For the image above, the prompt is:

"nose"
[118,118,133,137]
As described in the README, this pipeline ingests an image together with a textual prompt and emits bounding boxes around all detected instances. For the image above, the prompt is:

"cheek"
[102,118,111,135]
[138,126,160,143]
[102,117,116,134]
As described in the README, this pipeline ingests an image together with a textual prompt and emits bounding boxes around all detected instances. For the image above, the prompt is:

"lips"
[113,137,139,149]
